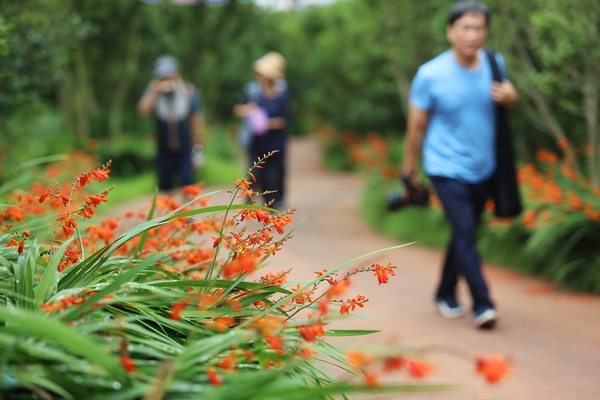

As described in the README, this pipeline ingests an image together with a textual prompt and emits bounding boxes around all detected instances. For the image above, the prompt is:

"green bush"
[0,153,512,398]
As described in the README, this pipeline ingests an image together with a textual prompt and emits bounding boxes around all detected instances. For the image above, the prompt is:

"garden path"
[111,136,600,400]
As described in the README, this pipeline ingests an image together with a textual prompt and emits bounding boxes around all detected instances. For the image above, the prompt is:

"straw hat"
[254,52,286,81]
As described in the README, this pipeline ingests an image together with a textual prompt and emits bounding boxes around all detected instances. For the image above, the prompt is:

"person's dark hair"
[448,1,490,26]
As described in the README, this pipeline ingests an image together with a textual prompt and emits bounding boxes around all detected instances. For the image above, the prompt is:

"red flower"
[297,323,325,342]
[38,191,51,203]
[383,356,404,372]
[215,352,237,372]
[85,194,108,207]
[206,366,223,386]
[120,355,136,373]
[339,301,350,315]
[17,240,25,255]
[475,354,511,384]
[79,173,92,188]
[91,168,110,182]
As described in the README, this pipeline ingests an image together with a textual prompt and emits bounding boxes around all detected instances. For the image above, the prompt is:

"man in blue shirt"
[401,1,519,329]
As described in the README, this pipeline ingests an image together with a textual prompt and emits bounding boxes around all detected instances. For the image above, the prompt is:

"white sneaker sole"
[474,309,498,329]
[436,300,465,318]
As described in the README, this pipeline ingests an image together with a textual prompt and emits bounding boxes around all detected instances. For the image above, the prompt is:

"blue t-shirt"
[409,49,507,183]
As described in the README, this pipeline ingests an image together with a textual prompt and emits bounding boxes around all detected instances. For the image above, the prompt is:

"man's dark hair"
[448,1,490,26]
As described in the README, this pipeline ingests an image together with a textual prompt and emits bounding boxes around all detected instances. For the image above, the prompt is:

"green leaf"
[0,306,126,382]
[323,329,381,337]
[34,236,74,307]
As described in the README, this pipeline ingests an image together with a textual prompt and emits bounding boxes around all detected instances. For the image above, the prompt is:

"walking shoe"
[435,296,465,318]
[474,308,498,329]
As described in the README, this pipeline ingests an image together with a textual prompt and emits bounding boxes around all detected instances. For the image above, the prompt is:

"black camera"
[386,175,430,212]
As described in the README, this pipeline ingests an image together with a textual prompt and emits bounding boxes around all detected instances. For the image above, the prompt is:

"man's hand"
[401,105,429,181]
[491,80,519,108]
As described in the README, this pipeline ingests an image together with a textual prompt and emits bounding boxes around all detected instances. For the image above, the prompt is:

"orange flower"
[206,366,223,386]
[568,192,582,210]
[339,301,350,315]
[317,300,328,318]
[363,371,379,388]
[297,323,325,342]
[557,138,570,151]
[182,184,202,197]
[91,168,110,182]
[299,347,317,359]
[523,210,536,229]
[406,358,435,378]
[372,262,396,285]
[342,295,368,313]
[562,166,578,181]
[223,256,257,278]
[120,355,136,373]
[346,350,374,368]
[475,354,511,384]
[327,278,351,298]
[259,270,289,286]
[170,299,189,321]
[215,352,237,372]
[205,316,236,332]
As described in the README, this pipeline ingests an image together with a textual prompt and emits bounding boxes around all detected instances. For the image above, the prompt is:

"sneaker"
[435,296,465,318]
[474,308,498,329]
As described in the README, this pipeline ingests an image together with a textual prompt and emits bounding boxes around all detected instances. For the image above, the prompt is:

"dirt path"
[111,136,600,399]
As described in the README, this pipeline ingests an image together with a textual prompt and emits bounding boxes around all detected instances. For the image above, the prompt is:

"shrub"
[0,154,509,399]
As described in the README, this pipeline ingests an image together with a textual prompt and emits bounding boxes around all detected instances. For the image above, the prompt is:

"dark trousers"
[157,151,193,191]
[429,176,494,314]
[250,150,285,209]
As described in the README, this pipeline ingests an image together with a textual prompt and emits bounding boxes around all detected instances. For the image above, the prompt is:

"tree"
[495,0,600,186]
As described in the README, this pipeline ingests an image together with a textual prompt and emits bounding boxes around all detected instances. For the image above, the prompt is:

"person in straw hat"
[234,52,292,211]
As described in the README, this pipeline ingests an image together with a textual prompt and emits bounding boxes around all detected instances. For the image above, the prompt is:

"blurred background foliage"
[1,0,599,180]
[1,0,600,291]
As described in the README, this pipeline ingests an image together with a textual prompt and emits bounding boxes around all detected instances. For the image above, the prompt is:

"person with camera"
[137,55,205,193]
[401,1,518,329]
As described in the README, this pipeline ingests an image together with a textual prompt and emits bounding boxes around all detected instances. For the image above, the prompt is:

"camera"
[386,175,430,212]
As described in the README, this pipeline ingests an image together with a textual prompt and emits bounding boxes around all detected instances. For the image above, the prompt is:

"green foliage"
[0,106,73,178]
[0,1,79,114]
[277,1,404,134]
[0,14,8,56]
[0,160,452,398]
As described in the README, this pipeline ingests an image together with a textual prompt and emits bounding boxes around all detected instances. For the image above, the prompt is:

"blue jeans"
[157,150,193,191]
[429,176,494,314]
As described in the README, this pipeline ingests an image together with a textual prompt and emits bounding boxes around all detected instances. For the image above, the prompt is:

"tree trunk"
[392,68,410,120]
[107,17,142,138]
[582,71,599,188]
